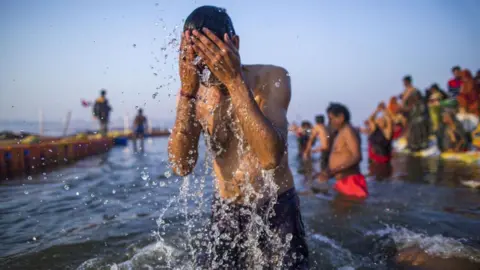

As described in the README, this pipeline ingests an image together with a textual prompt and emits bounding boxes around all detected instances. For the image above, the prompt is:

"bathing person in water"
[367,102,393,164]
[447,66,463,97]
[438,110,468,153]
[303,115,330,171]
[168,6,308,269]
[319,103,368,198]
[401,75,431,152]
[132,108,148,152]
[298,121,314,159]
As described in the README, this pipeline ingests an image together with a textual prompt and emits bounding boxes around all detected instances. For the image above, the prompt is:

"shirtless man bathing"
[318,103,368,198]
[303,115,331,171]
[168,6,308,269]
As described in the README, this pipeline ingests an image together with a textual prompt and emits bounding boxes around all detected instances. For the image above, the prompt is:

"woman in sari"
[426,84,448,133]
[387,96,406,140]
[457,69,479,115]
[401,75,431,152]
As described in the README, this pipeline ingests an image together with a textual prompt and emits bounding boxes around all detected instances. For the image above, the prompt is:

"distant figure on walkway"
[93,89,112,137]
[132,108,148,152]
[447,66,463,97]
[401,75,430,152]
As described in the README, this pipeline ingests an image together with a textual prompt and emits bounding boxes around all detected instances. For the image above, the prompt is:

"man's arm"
[303,128,318,155]
[312,128,329,153]
[330,127,361,174]
[383,111,393,140]
[167,96,202,176]
[228,68,290,170]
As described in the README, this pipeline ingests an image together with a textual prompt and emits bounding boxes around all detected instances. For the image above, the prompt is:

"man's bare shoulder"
[244,64,288,77]
[244,64,290,107]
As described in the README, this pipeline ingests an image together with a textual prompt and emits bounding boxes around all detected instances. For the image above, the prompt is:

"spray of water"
[156,88,296,269]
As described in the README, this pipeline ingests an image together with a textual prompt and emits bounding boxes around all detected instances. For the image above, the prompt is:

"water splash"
[366,225,480,263]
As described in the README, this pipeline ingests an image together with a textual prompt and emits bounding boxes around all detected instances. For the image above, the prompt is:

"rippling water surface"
[1,136,480,269]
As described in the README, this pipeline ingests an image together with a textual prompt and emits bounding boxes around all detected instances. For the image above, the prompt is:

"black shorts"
[204,188,309,269]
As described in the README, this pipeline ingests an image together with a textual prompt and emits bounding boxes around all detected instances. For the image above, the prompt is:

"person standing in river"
[401,75,431,152]
[317,103,368,198]
[303,115,331,171]
[132,108,148,153]
[168,6,308,269]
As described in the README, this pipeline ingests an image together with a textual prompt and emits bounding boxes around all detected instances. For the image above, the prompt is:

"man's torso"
[194,65,294,203]
[329,125,361,179]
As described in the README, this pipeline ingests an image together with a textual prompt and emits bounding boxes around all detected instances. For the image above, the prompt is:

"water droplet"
[32,237,37,241]
[286,233,293,242]
[104,200,109,205]
[132,44,137,48]
[112,190,116,194]
[274,81,281,88]
[27,176,32,180]
[76,192,80,196]
[91,193,95,198]
[24,191,29,195]
[64,185,70,191]
[141,171,149,181]
[160,181,166,187]
[153,73,158,76]
[164,171,171,178]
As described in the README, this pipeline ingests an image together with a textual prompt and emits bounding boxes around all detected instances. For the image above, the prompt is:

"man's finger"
[223,33,236,52]
[192,35,217,59]
[202,28,228,51]
[192,29,219,54]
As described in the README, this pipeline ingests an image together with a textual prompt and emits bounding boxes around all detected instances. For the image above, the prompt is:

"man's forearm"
[168,98,201,176]
[331,155,361,175]
[227,78,285,169]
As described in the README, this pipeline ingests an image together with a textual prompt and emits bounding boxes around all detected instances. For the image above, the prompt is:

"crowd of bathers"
[292,66,480,169]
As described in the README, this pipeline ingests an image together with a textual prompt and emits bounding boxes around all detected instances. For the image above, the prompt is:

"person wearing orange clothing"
[457,69,480,115]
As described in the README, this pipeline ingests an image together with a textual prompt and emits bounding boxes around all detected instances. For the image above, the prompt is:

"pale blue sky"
[1,0,479,127]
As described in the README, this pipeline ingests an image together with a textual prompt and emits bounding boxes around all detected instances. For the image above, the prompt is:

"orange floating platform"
[0,138,113,181]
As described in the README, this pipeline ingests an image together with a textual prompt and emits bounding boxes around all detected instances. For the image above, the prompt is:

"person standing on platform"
[93,89,112,137]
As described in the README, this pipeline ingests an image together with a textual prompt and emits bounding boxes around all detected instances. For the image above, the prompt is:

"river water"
[1,135,480,269]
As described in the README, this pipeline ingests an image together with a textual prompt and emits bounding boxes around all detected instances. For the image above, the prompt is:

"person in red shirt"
[448,66,463,97]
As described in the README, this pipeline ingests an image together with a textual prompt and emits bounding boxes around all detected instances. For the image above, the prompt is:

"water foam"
[366,225,480,262]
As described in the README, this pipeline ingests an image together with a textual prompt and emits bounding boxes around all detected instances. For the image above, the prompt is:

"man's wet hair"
[315,115,325,124]
[100,89,106,96]
[327,103,351,123]
[403,75,412,83]
[301,121,311,128]
[184,6,236,39]
[452,66,461,72]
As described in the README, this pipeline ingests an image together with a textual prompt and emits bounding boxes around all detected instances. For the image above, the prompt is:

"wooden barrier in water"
[0,138,113,181]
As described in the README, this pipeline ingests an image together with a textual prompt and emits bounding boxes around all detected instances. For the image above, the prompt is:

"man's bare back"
[195,64,294,202]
